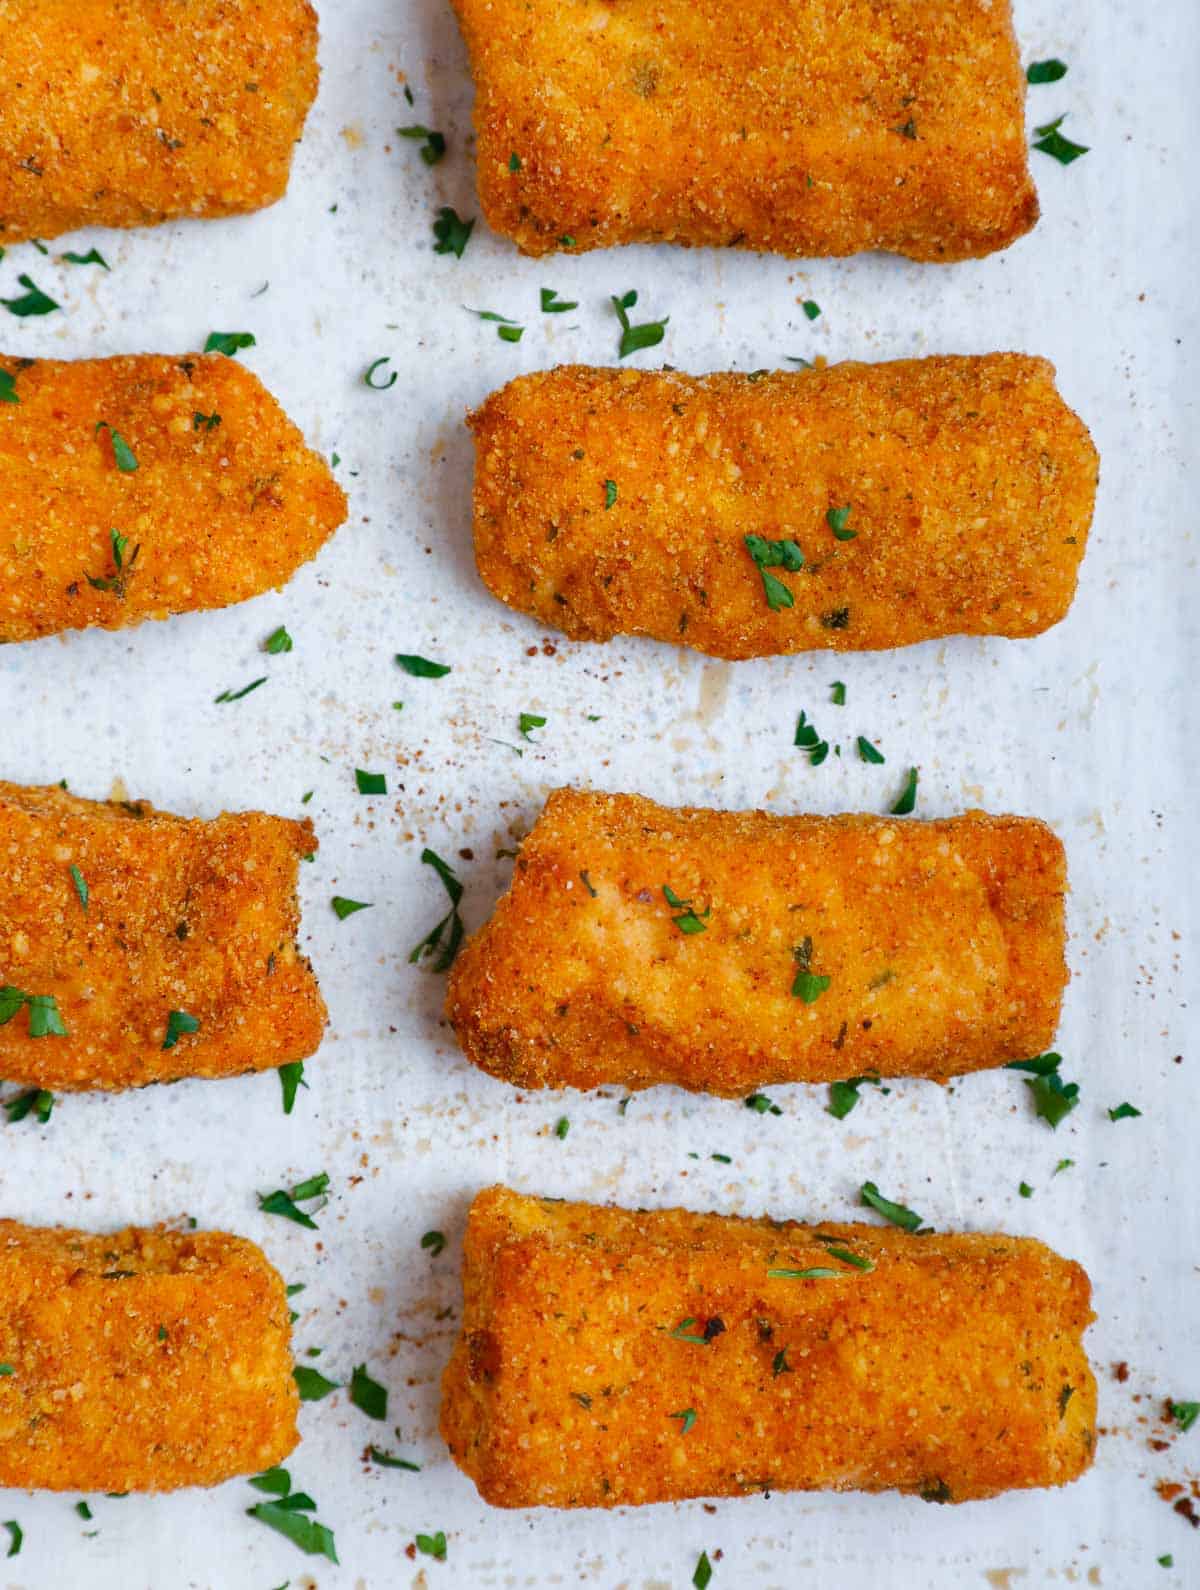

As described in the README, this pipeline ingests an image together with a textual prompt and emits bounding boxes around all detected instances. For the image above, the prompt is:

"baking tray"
[0,0,1196,1585]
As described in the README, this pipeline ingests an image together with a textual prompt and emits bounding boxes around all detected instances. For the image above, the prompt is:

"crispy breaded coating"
[446,790,1067,1094]
[469,358,1098,659]
[450,0,1038,261]
[0,781,325,1092]
[441,1187,1097,1508]
[0,1221,298,1492]
[0,353,346,643]
[0,0,320,245]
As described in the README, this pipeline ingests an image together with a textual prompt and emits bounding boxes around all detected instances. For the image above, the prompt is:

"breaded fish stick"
[451,0,1038,261]
[0,1221,298,1491]
[0,781,325,1092]
[446,791,1067,1094]
[0,1,320,245]
[441,1187,1097,1508]
[0,353,346,643]
[470,358,1098,659]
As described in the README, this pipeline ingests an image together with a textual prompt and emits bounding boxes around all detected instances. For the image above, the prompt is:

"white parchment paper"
[0,1,1197,1585]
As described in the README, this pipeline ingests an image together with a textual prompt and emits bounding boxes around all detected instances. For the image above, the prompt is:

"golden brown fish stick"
[446,791,1067,1095]
[0,781,325,1092]
[451,0,1037,261]
[0,1221,298,1491]
[470,358,1098,659]
[0,0,319,245]
[0,352,346,643]
[441,1187,1097,1509]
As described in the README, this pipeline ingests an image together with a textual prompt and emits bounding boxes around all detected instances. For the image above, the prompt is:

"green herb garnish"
[4,1089,54,1124]
[857,736,885,764]
[0,987,67,1039]
[1019,1181,1034,1198]
[1027,59,1068,84]
[332,896,372,920]
[830,680,846,705]
[791,937,830,1003]
[794,709,828,765]
[554,1116,570,1139]
[693,1551,713,1590]
[214,677,266,703]
[668,1407,697,1434]
[604,478,618,509]
[859,1179,922,1231]
[768,1266,840,1279]
[263,625,293,654]
[397,653,450,677]
[1170,1401,1199,1433]
[746,1093,782,1116]
[162,1010,199,1050]
[293,1365,339,1401]
[611,289,668,359]
[398,124,446,164]
[204,331,256,357]
[745,534,804,610]
[0,369,17,404]
[1032,114,1088,165]
[349,1363,388,1420]
[258,1172,329,1229]
[95,421,138,472]
[410,848,465,971]
[2,275,58,316]
[541,288,577,313]
[890,767,918,815]
[801,300,820,321]
[85,528,140,598]
[355,769,387,795]
[416,1531,447,1561]
[370,1447,421,1470]
[826,505,856,541]
[663,884,710,935]
[421,1229,446,1257]
[518,712,546,742]
[246,1470,338,1564]
[364,357,397,390]
[432,207,474,257]
[278,1061,306,1115]
[68,865,88,912]
[3,1521,20,1557]
[62,247,110,268]
[1108,1102,1141,1121]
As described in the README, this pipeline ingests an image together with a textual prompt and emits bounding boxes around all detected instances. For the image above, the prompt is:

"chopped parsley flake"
[830,680,846,705]
[204,331,255,357]
[1027,59,1068,84]
[4,1089,54,1124]
[332,896,372,920]
[1170,1401,1199,1432]
[554,1116,570,1139]
[246,1469,338,1564]
[355,769,387,795]
[694,1551,713,1590]
[432,207,474,257]
[791,937,830,1003]
[0,369,17,404]
[214,677,267,703]
[420,1229,446,1257]
[162,1010,199,1051]
[826,505,856,541]
[745,1093,782,1116]
[604,478,618,509]
[668,1407,697,1434]
[396,652,450,677]
[746,533,805,610]
[278,1061,306,1115]
[827,1075,878,1119]
[349,1364,388,1421]
[508,151,521,171]
[857,736,885,764]
[2,275,58,316]
[663,884,710,935]
[541,287,577,313]
[611,288,668,359]
[410,848,465,971]
[0,987,67,1039]
[95,422,138,472]
[370,1447,421,1470]
[518,712,546,742]
[293,1365,339,1401]
[890,767,919,815]
[1032,114,1088,165]
[62,247,110,268]
[69,865,88,912]
[859,1179,923,1231]
[768,1266,840,1280]
[397,124,446,165]
[801,299,821,321]
[264,625,293,654]
[794,709,828,765]
[3,1521,20,1557]
[363,357,398,390]
[192,410,221,432]
[1019,1181,1034,1198]
[416,1531,447,1562]
[1108,1102,1141,1121]
[258,1172,329,1230]
[85,528,140,598]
